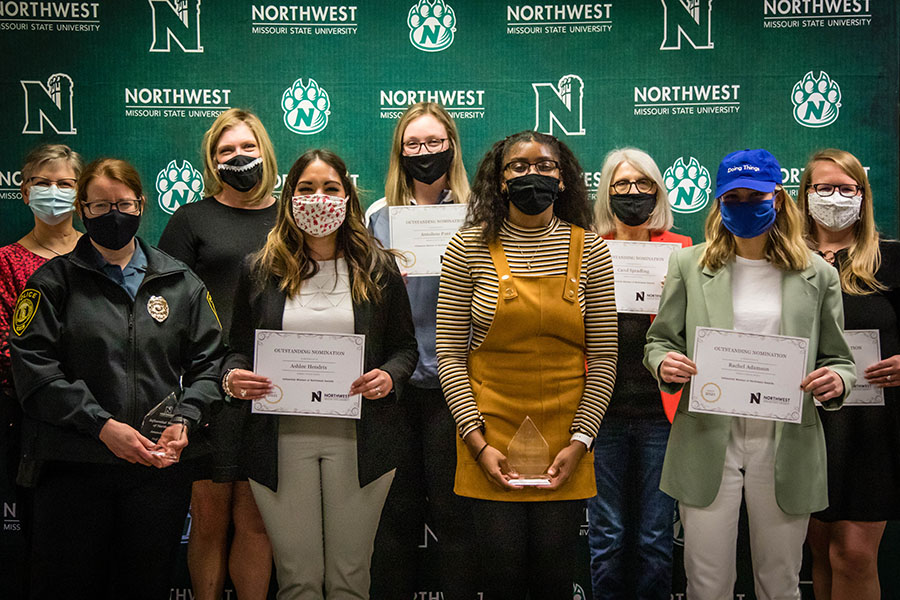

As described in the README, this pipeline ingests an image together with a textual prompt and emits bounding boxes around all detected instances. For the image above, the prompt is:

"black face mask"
[217,155,263,192]
[83,209,141,251]
[609,193,657,227]
[506,174,559,216]
[400,148,453,185]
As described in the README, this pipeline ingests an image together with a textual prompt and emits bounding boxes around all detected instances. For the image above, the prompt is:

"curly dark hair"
[464,130,592,243]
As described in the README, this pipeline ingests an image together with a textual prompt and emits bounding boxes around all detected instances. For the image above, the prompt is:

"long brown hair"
[254,149,397,303]
[797,149,883,295]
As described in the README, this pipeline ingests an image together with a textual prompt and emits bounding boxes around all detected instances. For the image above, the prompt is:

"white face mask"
[291,194,347,237]
[28,184,77,225]
[807,191,862,232]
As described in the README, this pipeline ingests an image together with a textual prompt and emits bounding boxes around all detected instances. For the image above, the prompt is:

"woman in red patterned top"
[1,144,84,479]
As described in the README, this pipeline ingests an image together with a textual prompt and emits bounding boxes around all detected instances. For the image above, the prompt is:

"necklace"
[515,239,543,271]
[32,231,63,257]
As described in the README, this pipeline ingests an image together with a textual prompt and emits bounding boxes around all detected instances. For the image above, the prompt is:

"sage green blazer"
[643,243,856,515]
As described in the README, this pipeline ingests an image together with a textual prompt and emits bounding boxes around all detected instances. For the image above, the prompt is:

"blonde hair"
[700,188,810,272]
[797,148,882,295]
[594,147,674,235]
[254,149,397,303]
[201,108,277,205]
[21,143,84,184]
[384,102,469,206]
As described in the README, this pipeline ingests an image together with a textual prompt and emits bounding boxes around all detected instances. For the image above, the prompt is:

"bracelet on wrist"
[474,442,489,463]
[222,369,237,398]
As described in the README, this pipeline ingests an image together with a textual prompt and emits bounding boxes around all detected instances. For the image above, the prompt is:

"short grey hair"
[594,147,674,235]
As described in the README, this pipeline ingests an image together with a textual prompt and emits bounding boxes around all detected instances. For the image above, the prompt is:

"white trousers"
[679,417,809,600]
[250,416,395,600]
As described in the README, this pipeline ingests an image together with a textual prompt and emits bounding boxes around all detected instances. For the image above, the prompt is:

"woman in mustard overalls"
[436,130,618,599]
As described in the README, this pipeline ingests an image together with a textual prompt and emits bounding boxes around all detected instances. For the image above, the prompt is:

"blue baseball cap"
[715,149,783,198]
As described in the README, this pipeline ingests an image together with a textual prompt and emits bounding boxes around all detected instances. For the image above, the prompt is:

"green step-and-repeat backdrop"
[1,1,898,599]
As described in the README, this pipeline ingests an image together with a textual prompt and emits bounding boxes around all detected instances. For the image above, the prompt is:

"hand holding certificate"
[689,327,809,423]
[388,204,467,276]
[251,330,366,418]
[841,329,884,406]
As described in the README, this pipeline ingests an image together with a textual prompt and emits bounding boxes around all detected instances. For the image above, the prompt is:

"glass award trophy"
[507,416,552,486]
[140,391,184,461]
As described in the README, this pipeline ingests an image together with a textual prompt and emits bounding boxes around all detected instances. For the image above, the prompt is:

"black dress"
[815,240,900,522]
[158,196,277,482]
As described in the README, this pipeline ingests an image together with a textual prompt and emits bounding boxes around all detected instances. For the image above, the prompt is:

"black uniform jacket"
[10,236,225,468]
[223,256,418,491]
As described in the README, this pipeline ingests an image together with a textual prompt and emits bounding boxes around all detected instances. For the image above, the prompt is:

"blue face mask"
[28,184,76,225]
[719,198,776,239]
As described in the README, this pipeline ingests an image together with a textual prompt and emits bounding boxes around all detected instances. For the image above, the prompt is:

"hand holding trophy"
[141,392,188,466]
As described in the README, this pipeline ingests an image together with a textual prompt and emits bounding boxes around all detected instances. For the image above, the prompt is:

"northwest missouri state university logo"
[408,0,456,52]
[763,0,872,29]
[149,0,202,53]
[506,3,613,35]
[660,0,713,50]
[282,78,331,134]
[633,82,740,116]
[533,74,585,136]
[664,157,712,214]
[156,160,204,214]
[792,71,841,128]
[21,73,76,135]
[0,1,100,32]
[124,86,231,119]
[379,88,485,120]
[0,169,23,200]
[250,4,358,35]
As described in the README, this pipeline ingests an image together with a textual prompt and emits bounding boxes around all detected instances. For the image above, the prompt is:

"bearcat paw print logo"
[408,0,456,52]
[572,583,586,600]
[792,71,841,128]
[282,78,331,135]
[664,157,711,214]
[156,160,203,215]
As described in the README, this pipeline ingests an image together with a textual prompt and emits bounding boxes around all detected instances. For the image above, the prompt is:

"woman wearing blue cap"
[643,148,856,598]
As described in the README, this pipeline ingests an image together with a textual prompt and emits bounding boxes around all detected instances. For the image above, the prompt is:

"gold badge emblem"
[12,289,41,336]
[147,295,169,323]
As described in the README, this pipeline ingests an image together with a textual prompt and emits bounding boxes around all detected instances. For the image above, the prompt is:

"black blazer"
[223,257,418,490]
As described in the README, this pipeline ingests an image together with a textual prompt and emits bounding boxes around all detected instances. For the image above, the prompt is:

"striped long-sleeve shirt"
[436,216,618,438]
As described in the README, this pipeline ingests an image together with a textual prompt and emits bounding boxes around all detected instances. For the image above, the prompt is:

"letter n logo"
[660,0,713,50]
[311,391,322,402]
[750,392,761,404]
[149,0,203,53]
[635,291,645,301]
[532,74,585,136]
[21,74,76,135]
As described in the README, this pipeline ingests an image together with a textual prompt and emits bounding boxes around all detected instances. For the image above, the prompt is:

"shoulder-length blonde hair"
[201,108,277,205]
[384,102,469,206]
[700,187,810,272]
[797,148,882,295]
[594,147,674,235]
[254,149,397,303]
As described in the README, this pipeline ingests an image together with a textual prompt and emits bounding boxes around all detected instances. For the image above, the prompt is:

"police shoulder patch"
[12,288,42,336]
[207,291,221,329]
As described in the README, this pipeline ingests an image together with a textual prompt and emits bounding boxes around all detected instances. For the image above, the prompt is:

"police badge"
[147,295,169,323]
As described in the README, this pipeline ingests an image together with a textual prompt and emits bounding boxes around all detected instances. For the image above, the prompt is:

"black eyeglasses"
[504,159,560,176]
[29,176,77,190]
[403,138,448,154]
[611,179,657,194]
[807,183,861,198]
[83,199,142,216]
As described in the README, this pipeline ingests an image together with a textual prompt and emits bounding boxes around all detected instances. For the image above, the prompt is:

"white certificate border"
[843,329,885,406]
[689,327,809,423]
[252,330,365,418]
[605,239,681,315]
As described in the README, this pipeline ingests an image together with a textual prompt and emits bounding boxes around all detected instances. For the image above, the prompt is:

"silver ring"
[241,389,247,398]
[375,387,381,394]
[889,375,893,382]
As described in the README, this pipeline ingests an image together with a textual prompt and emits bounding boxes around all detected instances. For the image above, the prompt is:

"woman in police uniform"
[10,158,225,600]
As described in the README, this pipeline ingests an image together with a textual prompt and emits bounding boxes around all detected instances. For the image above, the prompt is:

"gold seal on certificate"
[842,329,884,406]
[252,329,365,418]
[689,327,809,423]
[507,416,552,487]
[388,204,467,277]
[604,240,681,314]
